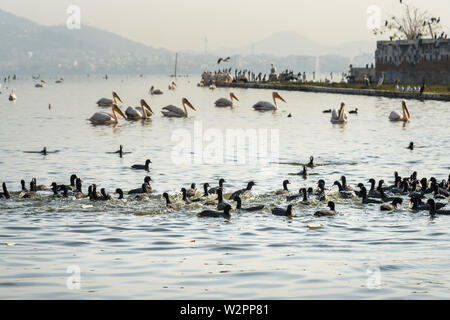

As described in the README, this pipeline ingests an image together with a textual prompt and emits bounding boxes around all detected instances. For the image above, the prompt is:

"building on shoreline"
[348,64,376,83]
[375,39,450,84]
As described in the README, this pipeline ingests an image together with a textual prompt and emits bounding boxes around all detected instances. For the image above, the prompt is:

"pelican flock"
[253,91,286,111]
[389,100,410,122]
[161,98,196,118]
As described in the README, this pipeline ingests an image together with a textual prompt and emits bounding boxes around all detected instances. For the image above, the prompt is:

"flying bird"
[217,57,231,64]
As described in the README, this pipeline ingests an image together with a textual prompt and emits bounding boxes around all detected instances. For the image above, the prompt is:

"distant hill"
[0,9,374,75]
[0,9,172,74]
[214,31,375,58]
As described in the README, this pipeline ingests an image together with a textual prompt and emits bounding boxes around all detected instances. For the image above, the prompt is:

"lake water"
[0,75,449,299]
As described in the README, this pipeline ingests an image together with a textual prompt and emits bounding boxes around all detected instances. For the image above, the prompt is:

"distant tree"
[373,4,445,40]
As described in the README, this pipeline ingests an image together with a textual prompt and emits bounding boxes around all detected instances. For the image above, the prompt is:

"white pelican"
[389,100,410,122]
[330,102,348,123]
[125,99,154,120]
[150,86,163,95]
[161,98,196,118]
[253,92,286,111]
[215,92,239,107]
[97,92,122,107]
[35,80,45,88]
[168,82,177,90]
[89,104,127,125]
[253,91,286,111]
[9,90,17,101]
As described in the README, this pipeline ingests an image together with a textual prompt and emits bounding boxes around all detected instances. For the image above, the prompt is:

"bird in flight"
[217,57,231,64]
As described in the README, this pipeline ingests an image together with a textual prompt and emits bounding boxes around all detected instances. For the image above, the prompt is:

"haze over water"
[0,75,449,299]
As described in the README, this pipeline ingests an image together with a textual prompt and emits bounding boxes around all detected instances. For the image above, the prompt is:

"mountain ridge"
[0,9,374,75]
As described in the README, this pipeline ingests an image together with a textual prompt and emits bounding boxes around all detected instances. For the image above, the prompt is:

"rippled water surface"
[0,75,449,299]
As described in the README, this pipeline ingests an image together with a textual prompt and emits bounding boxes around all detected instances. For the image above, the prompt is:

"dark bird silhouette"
[233,195,265,212]
[272,205,293,217]
[198,204,233,218]
[314,201,337,216]
[427,199,450,215]
[407,142,414,150]
[0,183,11,199]
[217,57,231,64]
[131,159,151,171]
[229,181,255,200]
[163,193,177,210]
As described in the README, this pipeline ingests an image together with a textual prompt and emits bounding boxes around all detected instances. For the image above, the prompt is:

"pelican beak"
[141,99,153,114]
[230,93,239,102]
[273,92,286,103]
[183,98,196,111]
[113,91,123,103]
[403,102,410,119]
[113,104,127,119]
[338,104,345,120]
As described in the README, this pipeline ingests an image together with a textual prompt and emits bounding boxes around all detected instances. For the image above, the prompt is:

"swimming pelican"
[125,99,153,120]
[253,92,286,111]
[97,92,122,107]
[89,104,127,125]
[150,86,163,95]
[8,90,16,101]
[35,80,45,88]
[215,92,239,107]
[389,100,410,122]
[330,102,348,123]
[168,82,177,90]
[161,98,196,118]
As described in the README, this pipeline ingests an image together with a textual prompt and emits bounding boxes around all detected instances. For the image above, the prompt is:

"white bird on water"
[97,92,122,107]
[150,86,163,95]
[125,99,154,120]
[330,102,348,123]
[161,98,196,118]
[253,92,286,111]
[215,92,239,107]
[389,100,410,122]
[89,104,127,125]
[168,82,177,90]
[9,89,17,101]
[35,80,45,88]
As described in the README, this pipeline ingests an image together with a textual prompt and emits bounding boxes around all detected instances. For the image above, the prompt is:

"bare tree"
[373,4,444,40]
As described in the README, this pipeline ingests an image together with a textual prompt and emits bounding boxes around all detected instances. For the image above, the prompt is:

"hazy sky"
[1,0,449,51]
